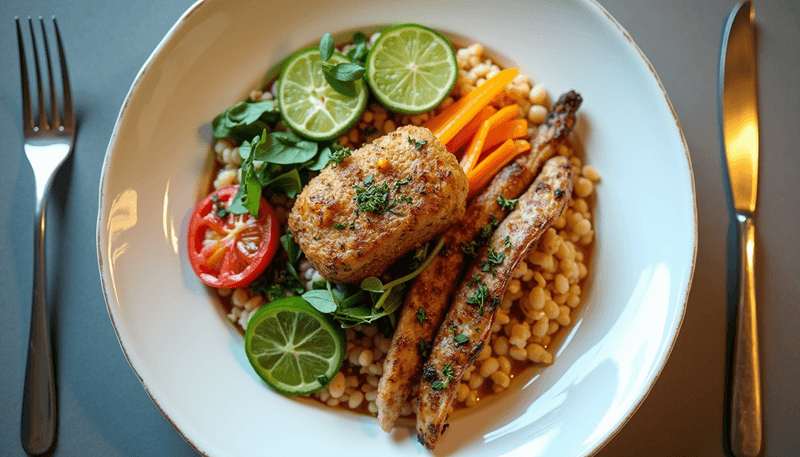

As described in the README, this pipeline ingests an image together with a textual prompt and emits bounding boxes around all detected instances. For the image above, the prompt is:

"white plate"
[97,0,696,455]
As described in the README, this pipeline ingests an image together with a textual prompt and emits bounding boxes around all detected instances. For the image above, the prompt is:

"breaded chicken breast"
[288,125,468,284]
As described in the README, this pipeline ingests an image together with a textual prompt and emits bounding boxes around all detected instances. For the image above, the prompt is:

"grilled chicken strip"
[416,155,574,449]
[376,91,581,432]
[289,125,468,284]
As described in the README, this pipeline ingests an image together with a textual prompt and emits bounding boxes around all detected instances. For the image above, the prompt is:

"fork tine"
[27,16,49,130]
[15,17,34,131]
[39,17,60,130]
[53,17,74,129]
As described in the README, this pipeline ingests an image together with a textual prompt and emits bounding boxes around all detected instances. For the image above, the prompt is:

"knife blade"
[718,2,762,457]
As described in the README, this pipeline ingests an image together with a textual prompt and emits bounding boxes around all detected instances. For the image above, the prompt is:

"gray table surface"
[1,0,798,456]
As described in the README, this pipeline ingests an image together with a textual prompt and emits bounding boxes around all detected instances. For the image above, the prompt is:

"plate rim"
[95,0,698,455]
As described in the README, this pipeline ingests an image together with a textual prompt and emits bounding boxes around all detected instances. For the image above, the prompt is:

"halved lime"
[278,48,368,141]
[244,296,345,396]
[366,24,458,114]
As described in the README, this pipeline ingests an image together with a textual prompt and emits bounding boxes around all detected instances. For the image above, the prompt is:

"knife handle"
[729,214,762,457]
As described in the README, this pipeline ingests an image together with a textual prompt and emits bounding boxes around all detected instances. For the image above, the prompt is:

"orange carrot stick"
[467,139,531,197]
[434,68,519,144]
[424,96,468,132]
[446,106,496,154]
[459,104,519,173]
[482,119,528,154]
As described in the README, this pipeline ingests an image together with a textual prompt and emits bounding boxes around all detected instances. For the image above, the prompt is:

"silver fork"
[16,15,75,456]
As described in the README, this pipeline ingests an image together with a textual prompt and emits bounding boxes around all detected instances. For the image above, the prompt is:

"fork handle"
[21,192,56,456]
[729,214,762,457]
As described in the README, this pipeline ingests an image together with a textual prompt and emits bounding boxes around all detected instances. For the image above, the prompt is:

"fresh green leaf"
[307,146,332,171]
[254,131,318,165]
[263,168,303,198]
[431,381,446,391]
[280,229,302,265]
[322,70,357,97]
[454,334,469,346]
[347,32,368,63]
[212,101,278,141]
[301,290,338,313]
[360,277,385,293]
[319,32,334,62]
[323,62,366,82]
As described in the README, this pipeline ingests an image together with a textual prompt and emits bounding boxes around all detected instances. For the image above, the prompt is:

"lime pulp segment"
[278,49,368,141]
[367,25,457,114]
[245,297,344,395]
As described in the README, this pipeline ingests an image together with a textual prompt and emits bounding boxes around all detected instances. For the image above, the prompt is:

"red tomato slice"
[188,185,279,288]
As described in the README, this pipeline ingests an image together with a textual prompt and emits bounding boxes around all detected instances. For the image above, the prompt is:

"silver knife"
[718,1,762,456]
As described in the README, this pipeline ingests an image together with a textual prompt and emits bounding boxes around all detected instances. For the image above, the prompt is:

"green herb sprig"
[319,32,366,97]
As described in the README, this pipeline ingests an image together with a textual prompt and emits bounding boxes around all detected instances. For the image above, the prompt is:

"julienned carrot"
[446,106,496,154]
[467,139,531,197]
[424,96,468,132]
[459,104,519,173]
[434,68,519,145]
[482,119,528,154]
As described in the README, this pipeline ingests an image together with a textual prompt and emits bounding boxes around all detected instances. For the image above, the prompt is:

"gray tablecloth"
[1,0,798,455]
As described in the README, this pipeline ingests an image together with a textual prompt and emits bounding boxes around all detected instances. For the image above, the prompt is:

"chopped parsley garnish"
[449,323,456,336]
[482,247,505,272]
[479,215,500,239]
[461,240,479,256]
[432,363,456,390]
[454,334,469,346]
[504,236,511,249]
[417,338,431,359]
[354,179,392,213]
[328,143,352,167]
[468,274,480,286]
[416,308,428,324]
[394,175,412,190]
[316,374,329,385]
[333,223,347,230]
[462,215,502,257]
[408,137,427,150]
[497,194,519,211]
[442,364,454,381]
[466,284,489,315]
[487,247,505,265]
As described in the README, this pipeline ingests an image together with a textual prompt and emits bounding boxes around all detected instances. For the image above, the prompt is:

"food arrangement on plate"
[187,24,598,449]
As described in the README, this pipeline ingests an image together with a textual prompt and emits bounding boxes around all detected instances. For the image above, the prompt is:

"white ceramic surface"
[97,0,696,455]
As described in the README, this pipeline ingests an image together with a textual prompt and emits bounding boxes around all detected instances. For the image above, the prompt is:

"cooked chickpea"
[329,372,346,398]
[575,177,594,198]
[493,336,510,356]
[509,346,528,361]
[465,390,479,407]
[480,357,500,378]
[497,355,512,374]
[468,374,484,390]
[490,371,511,389]
[456,383,470,402]
[532,317,550,337]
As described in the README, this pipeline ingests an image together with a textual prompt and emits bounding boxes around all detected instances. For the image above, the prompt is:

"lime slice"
[366,24,458,114]
[278,48,368,141]
[245,296,345,396]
